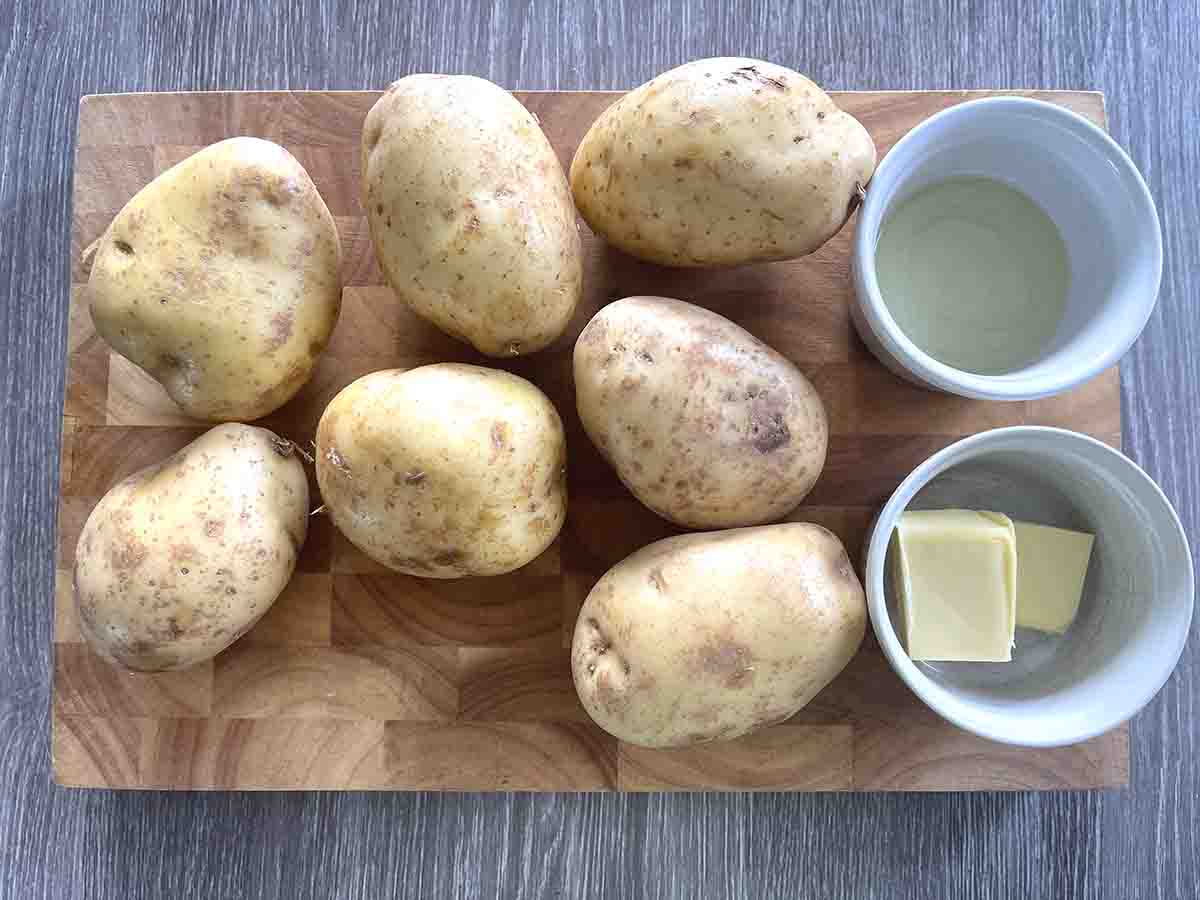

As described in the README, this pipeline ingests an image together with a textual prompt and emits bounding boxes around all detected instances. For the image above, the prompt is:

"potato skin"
[87,137,342,421]
[570,57,876,267]
[571,524,866,748]
[315,364,567,577]
[574,296,827,529]
[73,424,309,672]
[362,75,582,356]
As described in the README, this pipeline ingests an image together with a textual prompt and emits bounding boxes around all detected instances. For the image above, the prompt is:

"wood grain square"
[56,495,96,567]
[66,285,96,355]
[54,643,213,717]
[329,529,393,575]
[382,721,618,790]
[328,287,483,359]
[1027,366,1121,446]
[63,293,111,425]
[852,721,1129,790]
[241,574,332,646]
[458,647,586,721]
[52,713,144,788]
[70,213,111,282]
[562,495,683,573]
[811,434,958,507]
[63,425,205,496]
[77,92,376,150]
[295,512,335,572]
[841,364,1029,435]
[335,217,383,285]
[211,643,459,720]
[60,417,77,490]
[54,569,82,643]
[71,145,155,216]
[561,569,596,649]
[140,717,386,789]
[618,725,854,791]
[331,572,563,648]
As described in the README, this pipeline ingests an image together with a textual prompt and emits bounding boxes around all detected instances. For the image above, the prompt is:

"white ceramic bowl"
[851,97,1162,400]
[864,427,1193,747]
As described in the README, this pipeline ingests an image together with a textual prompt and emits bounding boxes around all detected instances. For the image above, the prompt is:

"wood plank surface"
[54,88,1126,792]
[5,2,1198,898]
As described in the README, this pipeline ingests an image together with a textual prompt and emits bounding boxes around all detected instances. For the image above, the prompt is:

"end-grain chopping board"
[55,89,1127,791]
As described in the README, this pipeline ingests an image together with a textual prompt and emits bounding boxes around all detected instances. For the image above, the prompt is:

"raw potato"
[570,57,876,267]
[73,424,309,672]
[87,137,342,421]
[572,524,866,747]
[362,75,582,356]
[574,296,828,529]
[315,364,567,577]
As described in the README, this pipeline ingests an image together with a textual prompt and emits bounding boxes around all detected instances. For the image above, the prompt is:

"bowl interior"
[860,99,1161,392]
[871,429,1192,745]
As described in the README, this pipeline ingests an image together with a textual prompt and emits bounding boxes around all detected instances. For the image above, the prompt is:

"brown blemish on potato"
[695,633,756,689]
[204,520,225,539]
[267,310,294,351]
[749,409,790,453]
[647,567,668,592]
[489,421,509,462]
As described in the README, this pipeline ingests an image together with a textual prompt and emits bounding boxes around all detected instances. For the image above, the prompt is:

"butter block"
[1013,521,1094,633]
[892,509,1017,662]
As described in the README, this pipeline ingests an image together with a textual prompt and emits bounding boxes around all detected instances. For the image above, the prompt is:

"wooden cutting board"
[55,89,1126,791]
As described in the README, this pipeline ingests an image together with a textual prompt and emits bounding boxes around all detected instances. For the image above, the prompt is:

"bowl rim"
[852,96,1164,401]
[864,425,1194,747]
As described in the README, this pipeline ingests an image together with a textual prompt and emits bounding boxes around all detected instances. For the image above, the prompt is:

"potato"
[362,75,582,357]
[73,424,309,671]
[315,364,567,577]
[87,137,342,421]
[570,57,876,267]
[574,296,827,529]
[571,524,866,747]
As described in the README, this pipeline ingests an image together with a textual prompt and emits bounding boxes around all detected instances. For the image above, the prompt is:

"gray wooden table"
[2,1,1196,897]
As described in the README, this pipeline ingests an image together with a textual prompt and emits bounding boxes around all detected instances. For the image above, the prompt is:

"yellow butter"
[1013,521,1094,633]
[893,509,1017,662]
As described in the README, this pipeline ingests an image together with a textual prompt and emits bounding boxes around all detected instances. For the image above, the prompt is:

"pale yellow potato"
[570,57,876,266]
[362,75,582,357]
[315,364,567,577]
[87,137,342,421]
[73,424,309,672]
[574,296,827,529]
[571,524,866,748]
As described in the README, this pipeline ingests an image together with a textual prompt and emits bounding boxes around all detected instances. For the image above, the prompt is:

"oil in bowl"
[874,177,1070,375]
